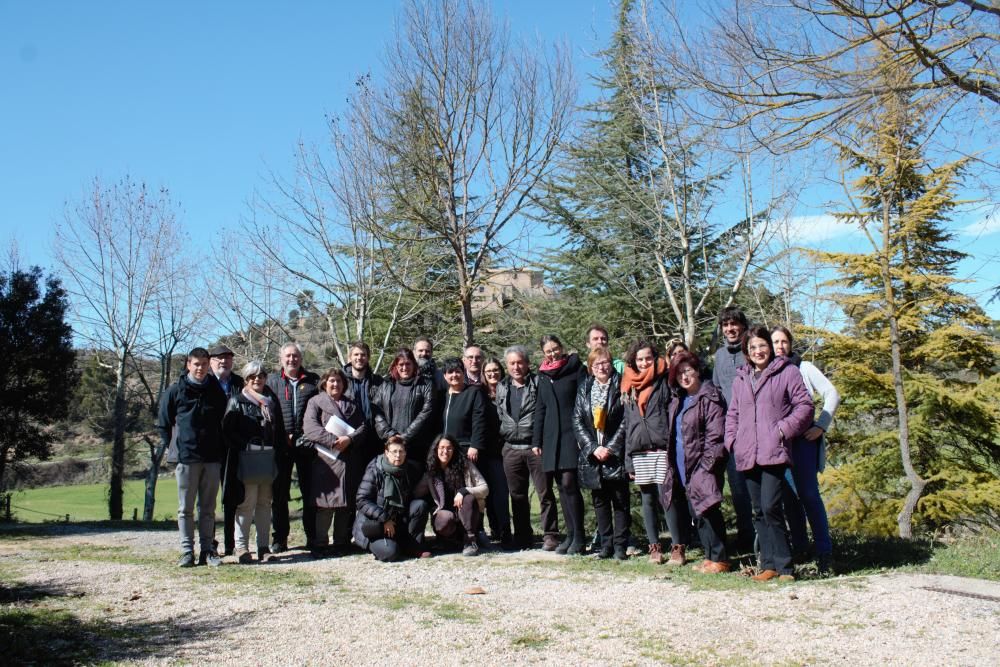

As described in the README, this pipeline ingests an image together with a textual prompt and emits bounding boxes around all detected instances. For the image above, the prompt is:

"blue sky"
[2,0,997,320]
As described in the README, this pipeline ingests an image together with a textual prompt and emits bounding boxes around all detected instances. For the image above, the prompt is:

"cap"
[208,345,235,357]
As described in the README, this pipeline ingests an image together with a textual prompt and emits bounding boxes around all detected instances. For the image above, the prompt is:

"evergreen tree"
[812,49,1000,537]
[0,266,77,491]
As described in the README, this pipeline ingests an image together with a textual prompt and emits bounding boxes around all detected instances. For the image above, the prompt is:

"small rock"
[464,586,486,595]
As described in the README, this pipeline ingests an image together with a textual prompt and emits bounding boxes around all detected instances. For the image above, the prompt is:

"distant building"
[472,268,555,314]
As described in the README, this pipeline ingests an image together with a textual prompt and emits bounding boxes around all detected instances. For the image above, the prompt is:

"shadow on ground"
[832,532,934,572]
[1,579,237,664]
[0,519,176,540]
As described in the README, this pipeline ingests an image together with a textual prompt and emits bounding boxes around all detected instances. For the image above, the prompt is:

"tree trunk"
[142,436,168,521]
[459,294,475,348]
[108,356,128,520]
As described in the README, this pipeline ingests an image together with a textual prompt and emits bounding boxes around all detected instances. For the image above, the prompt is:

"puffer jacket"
[157,374,228,464]
[665,381,727,516]
[352,456,421,549]
[372,377,435,461]
[266,367,320,441]
[724,355,815,472]
[573,372,626,489]
[622,374,671,474]
[221,390,285,501]
[495,374,538,445]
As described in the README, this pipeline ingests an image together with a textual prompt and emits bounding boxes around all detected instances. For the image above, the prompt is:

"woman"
[353,437,431,562]
[372,347,435,468]
[532,334,586,555]
[725,326,814,581]
[771,325,840,573]
[440,357,487,456]
[222,360,285,564]
[666,351,730,573]
[621,340,674,564]
[573,346,629,560]
[303,367,367,558]
[665,338,689,365]
[417,434,489,556]
[482,357,505,400]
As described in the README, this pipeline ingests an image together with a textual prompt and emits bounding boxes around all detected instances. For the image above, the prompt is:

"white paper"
[325,415,356,437]
[315,444,340,462]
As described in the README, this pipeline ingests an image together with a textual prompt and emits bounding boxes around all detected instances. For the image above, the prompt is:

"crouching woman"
[353,437,431,561]
[417,434,489,556]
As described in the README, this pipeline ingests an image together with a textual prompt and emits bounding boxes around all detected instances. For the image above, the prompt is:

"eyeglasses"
[465,354,483,360]
[678,367,698,377]
[592,360,612,368]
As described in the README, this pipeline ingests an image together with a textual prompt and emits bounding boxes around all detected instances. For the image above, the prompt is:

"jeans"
[744,465,793,574]
[175,462,221,554]
[272,446,315,548]
[664,475,693,548]
[725,454,755,553]
[478,455,511,540]
[234,481,272,553]
[502,444,558,541]
[787,437,833,556]
[360,499,430,561]
[591,479,630,550]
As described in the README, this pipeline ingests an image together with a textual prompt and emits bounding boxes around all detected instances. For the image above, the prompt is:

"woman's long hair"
[426,433,467,494]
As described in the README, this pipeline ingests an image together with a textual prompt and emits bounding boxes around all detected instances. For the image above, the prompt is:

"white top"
[799,360,840,432]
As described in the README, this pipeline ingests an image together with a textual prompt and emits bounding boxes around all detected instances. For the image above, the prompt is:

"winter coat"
[221,389,285,503]
[344,365,385,425]
[265,367,320,441]
[573,372,627,489]
[532,354,583,472]
[441,386,488,455]
[495,374,538,445]
[352,457,421,549]
[303,392,368,510]
[217,373,246,507]
[157,374,228,465]
[372,377,435,462]
[622,374,672,475]
[724,355,815,472]
[415,460,489,513]
[712,343,746,406]
[665,381,727,516]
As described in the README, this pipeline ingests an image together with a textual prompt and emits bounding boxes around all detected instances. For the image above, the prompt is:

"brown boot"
[751,569,779,582]
[700,560,731,574]
[666,544,686,567]
[648,543,664,564]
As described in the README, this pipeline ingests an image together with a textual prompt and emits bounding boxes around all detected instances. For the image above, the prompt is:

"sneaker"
[462,540,479,557]
[667,544,686,567]
[199,550,222,567]
[234,548,253,565]
[648,543,664,565]
[541,535,560,551]
[177,551,195,568]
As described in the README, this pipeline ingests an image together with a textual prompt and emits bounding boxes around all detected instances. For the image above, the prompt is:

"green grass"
[10,478,180,522]
[917,530,1000,580]
[374,591,479,622]
[510,631,550,649]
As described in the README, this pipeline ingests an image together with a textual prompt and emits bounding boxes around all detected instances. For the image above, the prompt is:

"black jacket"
[573,372,627,489]
[622,374,672,474]
[217,373,246,505]
[372,377,435,461]
[532,354,583,472]
[495,374,538,445]
[352,456,421,549]
[222,389,287,452]
[344,364,386,425]
[442,385,488,454]
[266,367,320,441]
[158,374,228,464]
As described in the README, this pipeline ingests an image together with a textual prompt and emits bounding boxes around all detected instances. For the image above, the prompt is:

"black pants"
[551,469,585,542]
[677,470,728,562]
[639,483,664,545]
[360,499,430,561]
[726,454,755,553]
[271,446,316,548]
[744,465,793,574]
[781,474,810,555]
[591,479,630,550]
[222,503,237,554]
[664,476,693,548]
[502,444,558,541]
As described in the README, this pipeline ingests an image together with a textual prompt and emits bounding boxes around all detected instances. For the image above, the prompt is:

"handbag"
[238,442,276,484]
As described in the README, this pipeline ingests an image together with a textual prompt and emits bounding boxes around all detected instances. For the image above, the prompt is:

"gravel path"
[2,526,998,665]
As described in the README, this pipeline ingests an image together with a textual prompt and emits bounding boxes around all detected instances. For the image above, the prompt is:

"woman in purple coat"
[724,326,814,582]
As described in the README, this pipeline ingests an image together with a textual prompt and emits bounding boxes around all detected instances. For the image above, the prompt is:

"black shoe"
[613,547,628,561]
[199,550,222,567]
[597,547,614,560]
[555,535,573,555]
[566,540,586,556]
[178,551,196,568]
[818,553,833,575]
[270,542,288,554]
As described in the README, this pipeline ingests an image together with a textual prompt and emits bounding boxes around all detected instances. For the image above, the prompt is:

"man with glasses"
[463,345,484,386]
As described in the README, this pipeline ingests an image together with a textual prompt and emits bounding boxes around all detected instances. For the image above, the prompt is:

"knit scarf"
[378,454,407,510]
[241,386,274,423]
[621,357,667,416]
[539,356,568,373]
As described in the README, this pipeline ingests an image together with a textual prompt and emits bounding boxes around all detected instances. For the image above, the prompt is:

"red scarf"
[539,356,569,373]
[620,358,667,416]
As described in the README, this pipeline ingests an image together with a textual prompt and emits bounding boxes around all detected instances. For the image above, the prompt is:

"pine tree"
[812,48,1000,537]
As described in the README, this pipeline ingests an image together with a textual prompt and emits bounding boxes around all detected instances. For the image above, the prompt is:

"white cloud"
[779,214,861,245]
[960,211,1000,237]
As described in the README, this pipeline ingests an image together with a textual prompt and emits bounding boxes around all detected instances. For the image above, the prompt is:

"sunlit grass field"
[10,479,180,522]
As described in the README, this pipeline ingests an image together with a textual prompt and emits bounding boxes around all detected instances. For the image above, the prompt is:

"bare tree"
[55,176,180,520]
[349,0,575,346]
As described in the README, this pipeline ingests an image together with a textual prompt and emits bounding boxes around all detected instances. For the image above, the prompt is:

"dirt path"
[2,526,998,665]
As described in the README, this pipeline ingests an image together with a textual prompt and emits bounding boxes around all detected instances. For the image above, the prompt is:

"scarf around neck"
[621,357,667,416]
[378,454,407,510]
[242,386,274,423]
[539,356,569,373]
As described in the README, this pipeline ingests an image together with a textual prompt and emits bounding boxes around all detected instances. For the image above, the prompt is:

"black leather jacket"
[495,374,538,445]
[573,372,626,488]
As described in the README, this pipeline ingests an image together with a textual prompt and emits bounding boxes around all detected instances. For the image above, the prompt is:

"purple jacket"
[665,381,728,516]
[724,356,814,472]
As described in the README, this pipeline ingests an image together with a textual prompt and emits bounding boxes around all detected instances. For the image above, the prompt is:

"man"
[463,345,484,386]
[584,323,625,374]
[266,342,320,553]
[344,340,384,429]
[413,336,447,394]
[209,345,244,557]
[159,347,228,567]
[711,305,755,554]
[496,345,558,550]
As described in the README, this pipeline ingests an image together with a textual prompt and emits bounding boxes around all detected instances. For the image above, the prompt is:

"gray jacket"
[712,344,746,406]
[495,374,538,446]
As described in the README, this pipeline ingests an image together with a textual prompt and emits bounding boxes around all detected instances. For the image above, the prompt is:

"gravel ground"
[2,526,998,666]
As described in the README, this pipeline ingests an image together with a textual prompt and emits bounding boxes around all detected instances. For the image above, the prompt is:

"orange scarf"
[620,357,667,416]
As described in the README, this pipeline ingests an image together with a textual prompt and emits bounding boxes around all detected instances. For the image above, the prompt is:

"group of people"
[159,305,839,580]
